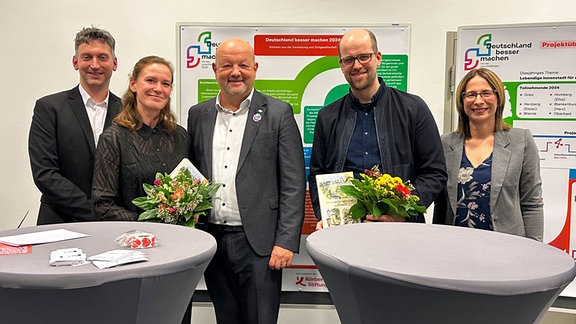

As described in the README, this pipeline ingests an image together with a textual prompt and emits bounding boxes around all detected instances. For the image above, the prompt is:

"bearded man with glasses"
[309,28,447,228]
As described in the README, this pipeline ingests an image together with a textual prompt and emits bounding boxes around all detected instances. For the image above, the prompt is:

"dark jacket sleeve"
[28,97,94,221]
[409,96,448,209]
[432,186,450,225]
[274,103,307,252]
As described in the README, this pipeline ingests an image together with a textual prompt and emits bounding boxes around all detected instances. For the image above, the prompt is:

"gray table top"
[0,222,216,289]
[306,223,576,295]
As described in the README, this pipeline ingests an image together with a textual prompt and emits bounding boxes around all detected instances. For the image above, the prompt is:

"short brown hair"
[74,26,115,56]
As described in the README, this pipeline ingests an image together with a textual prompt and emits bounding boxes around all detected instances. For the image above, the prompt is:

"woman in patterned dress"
[433,68,543,241]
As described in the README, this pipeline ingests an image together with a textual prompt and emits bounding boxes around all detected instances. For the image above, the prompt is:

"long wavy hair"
[114,55,178,132]
[455,67,510,137]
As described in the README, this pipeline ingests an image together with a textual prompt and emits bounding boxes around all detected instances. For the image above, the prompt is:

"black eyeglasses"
[339,53,376,67]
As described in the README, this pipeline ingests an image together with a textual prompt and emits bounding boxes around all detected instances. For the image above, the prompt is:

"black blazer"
[29,86,121,224]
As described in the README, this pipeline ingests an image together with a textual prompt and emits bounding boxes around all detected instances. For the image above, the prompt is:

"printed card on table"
[316,172,359,228]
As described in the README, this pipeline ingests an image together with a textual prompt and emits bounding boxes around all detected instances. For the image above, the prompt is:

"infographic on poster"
[456,22,576,296]
[178,24,411,292]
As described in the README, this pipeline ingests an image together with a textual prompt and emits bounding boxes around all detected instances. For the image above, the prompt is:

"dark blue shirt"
[344,90,381,179]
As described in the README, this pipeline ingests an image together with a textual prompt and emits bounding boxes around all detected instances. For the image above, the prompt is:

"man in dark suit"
[29,27,121,225]
[187,38,306,324]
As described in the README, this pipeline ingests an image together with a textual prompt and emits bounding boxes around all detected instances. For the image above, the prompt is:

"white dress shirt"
[78,84,110,147]
[210,90,254,225]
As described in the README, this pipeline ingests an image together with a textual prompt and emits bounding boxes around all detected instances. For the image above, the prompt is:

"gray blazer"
[187,90,306,256]
[433,128,544,241]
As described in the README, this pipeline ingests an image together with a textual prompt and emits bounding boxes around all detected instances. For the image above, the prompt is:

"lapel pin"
[252,112,262,123]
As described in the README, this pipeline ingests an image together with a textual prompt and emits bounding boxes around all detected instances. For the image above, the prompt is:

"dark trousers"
[205,229,282,324]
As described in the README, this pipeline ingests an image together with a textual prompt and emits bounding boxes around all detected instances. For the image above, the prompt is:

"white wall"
[1,0,575,230]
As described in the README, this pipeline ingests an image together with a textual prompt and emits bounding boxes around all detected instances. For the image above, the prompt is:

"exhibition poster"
[179,24,411,291]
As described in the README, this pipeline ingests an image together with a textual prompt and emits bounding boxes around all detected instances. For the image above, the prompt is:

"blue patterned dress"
[455,149,493,230]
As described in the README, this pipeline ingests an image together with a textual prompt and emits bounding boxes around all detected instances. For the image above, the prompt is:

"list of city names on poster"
[457,22,576,297]
[517,84,576,118]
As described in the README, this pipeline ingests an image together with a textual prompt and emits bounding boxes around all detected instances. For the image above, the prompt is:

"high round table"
[0,221,216,324]
[306,223,576,324]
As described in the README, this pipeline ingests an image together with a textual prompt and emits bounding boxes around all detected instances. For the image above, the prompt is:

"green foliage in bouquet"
[339,165,426,220]
[132,168,221,227]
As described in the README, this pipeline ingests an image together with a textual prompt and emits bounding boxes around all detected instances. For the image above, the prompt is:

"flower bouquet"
[339,165,426,220]
[132,167,221,227]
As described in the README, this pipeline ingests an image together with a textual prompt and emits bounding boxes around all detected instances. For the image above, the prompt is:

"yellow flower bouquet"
[339,165,425,220]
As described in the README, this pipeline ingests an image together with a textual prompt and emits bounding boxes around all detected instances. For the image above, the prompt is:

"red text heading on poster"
[254,35,341,56]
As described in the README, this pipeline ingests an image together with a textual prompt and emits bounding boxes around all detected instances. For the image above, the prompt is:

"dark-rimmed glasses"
[339,53,376,67]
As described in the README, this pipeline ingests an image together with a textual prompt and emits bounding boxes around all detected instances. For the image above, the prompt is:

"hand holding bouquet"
[339,165,426,220]
[132,167,221,227]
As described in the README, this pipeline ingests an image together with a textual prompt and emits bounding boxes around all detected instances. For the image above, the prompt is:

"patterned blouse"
[92,123,190,221]
[455,149,493,230]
